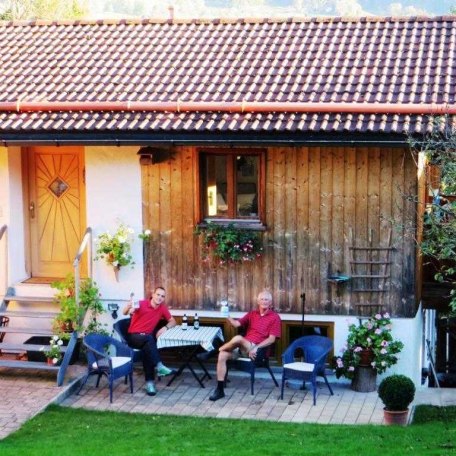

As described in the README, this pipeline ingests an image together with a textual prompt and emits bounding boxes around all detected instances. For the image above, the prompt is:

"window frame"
[197,148,266,225]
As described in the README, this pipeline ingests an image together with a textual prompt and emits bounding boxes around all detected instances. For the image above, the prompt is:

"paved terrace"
[1,365,456,440]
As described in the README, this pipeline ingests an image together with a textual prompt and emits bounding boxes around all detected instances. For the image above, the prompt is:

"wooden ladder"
[349,228,394,314]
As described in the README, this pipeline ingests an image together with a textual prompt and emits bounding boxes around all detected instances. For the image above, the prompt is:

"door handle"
[29,202,35,219]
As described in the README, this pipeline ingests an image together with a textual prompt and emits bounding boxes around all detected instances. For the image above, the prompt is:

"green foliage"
[0,0,88,20]
[2,404,456,456]
[409,120,456,312]
[40,335,64,364]
[195,222,263,266]
[378,375,416,411]
[51,274,106,337]
[413,405,456,424]
[333,313,404,379]
[94,224,135,269]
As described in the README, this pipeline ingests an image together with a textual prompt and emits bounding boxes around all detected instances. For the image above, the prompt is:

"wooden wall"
[141,146,417,317]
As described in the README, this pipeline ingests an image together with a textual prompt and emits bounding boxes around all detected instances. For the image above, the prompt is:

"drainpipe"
[0,101,454,115]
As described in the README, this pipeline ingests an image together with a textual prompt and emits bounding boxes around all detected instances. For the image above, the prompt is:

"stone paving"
[1,364,456,440]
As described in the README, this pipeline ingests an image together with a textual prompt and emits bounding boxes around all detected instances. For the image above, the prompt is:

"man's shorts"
[232,341,256,360]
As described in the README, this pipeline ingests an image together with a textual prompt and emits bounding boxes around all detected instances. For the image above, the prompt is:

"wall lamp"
[108,303,119,319]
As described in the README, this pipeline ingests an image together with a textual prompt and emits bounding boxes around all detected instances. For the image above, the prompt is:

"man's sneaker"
[157,365,175,377]
[145,381,156,396]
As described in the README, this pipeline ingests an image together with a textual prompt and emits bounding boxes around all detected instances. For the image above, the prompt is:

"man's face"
[257,293,272,311]
[152,288,165,306]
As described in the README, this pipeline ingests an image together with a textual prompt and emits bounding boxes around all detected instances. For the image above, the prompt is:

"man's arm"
[227,317,241,329]
[122,302,133,316]
[249,335,276,360]
[155,316,177,338]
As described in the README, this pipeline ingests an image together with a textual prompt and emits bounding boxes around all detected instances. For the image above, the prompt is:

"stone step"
[0,310,58,318]
[3,295,55,304]
[0,342,68,352]
[0,359,59,371]
[0,327,53,336]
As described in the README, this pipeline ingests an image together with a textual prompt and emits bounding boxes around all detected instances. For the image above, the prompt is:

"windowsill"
[197,218,267,231]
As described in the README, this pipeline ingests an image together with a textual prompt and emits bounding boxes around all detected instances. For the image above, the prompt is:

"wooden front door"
[27,146,86,278]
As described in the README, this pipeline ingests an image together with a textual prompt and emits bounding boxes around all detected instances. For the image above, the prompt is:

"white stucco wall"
[85,146,145,305]
[0,146,27,292]
[242,308,423,386]
[321,309,423,386]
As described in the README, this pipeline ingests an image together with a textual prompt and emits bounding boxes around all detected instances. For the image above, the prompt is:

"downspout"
[0,101,454,114]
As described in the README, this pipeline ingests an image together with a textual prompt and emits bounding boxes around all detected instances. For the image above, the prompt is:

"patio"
[2,364,456,440]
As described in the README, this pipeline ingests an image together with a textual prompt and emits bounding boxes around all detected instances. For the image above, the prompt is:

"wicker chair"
[280,335,334,405]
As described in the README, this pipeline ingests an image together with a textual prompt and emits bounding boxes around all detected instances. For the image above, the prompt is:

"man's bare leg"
[216,350,232,381]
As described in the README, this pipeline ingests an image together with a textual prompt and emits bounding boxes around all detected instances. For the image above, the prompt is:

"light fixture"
[108,303,119,319]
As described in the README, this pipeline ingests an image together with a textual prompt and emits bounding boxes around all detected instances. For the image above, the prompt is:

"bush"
[378,374,416,411]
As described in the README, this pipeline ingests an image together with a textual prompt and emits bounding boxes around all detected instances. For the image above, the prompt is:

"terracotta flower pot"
[358,348,374,366]
[383,408,409,426]
[47,357,54,366]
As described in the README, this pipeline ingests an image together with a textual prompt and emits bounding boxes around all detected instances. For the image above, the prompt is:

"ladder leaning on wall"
[349,228,394,315]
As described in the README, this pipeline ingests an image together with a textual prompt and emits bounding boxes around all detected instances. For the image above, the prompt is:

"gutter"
[0,100,454,114]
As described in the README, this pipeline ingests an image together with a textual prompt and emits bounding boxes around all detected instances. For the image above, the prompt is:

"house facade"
[1,16,455,383]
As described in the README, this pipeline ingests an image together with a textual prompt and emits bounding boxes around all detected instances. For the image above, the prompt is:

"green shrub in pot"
[378,374,416,411]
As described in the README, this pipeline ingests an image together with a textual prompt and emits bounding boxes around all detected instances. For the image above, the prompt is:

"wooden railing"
[0,224,7,297]
[73,227,92,316]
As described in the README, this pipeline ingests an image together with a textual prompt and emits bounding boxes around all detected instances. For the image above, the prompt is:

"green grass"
[0,405,455,456]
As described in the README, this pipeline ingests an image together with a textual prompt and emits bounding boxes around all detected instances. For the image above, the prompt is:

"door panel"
[28,147,86,277]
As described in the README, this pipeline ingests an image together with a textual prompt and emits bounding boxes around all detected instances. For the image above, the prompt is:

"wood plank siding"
[141,146,417,317]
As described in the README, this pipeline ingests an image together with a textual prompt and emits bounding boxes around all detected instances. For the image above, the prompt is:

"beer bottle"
[194,313,200,330]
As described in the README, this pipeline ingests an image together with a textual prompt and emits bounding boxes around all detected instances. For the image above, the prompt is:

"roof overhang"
[0,130,409,147]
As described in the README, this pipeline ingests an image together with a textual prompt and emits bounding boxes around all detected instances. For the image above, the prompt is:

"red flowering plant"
[195,222,263,266]
[333,313,404,379]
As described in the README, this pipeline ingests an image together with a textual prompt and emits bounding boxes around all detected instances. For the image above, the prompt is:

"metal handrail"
[0,225,7,297]
[73,227,92,313]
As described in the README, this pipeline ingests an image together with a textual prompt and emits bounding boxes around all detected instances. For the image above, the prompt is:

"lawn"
[0,405,455,456]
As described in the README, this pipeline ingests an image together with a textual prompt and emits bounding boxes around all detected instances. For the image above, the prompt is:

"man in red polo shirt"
[123,286,176,396]
[209,290,281,401]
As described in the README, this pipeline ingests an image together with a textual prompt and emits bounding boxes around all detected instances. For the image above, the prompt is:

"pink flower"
[375,313,382,320]
[383,312,390,318]
[348,366,355,371]
[375,328,382,335]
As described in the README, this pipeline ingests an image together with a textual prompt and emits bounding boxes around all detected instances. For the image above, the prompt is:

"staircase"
[0,282,78,386]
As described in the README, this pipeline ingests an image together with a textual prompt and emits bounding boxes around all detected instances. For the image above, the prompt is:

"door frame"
[22,146,87,279]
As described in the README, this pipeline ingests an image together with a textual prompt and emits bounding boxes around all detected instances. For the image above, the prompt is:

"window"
[199,150,265,222]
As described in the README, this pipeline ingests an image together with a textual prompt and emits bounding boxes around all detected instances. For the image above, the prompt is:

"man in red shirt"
[209,290,281,401]
[123,286,176,396]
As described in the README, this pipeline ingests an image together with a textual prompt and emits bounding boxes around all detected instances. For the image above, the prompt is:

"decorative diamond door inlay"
[48,177,69,198]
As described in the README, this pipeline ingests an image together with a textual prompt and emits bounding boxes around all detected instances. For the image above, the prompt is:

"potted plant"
[94,223,135,280]
[332,312,404,392]
[195,222,263,267]
[52,274,106,337]
[51,274,85,335]
[40,335,64,366]
[378,374,416,425]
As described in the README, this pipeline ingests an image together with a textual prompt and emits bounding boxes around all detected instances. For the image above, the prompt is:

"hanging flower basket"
[195,222,263,267]
[94,223,135,279]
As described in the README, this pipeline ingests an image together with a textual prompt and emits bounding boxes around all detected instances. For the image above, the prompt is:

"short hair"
[153,286,165,293]
[258,290,272,301]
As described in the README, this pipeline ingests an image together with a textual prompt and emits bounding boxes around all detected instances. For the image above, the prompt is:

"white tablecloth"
[157,325,223,352]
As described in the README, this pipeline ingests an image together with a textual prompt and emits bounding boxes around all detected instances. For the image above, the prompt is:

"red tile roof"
[0,16,455,138]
